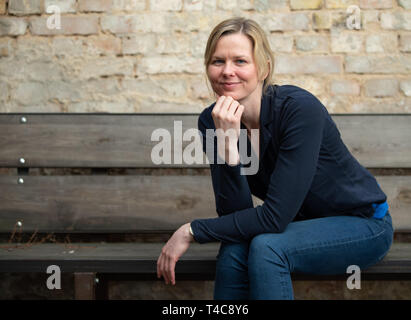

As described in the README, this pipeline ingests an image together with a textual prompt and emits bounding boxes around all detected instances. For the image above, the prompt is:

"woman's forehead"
[213,33,253,57]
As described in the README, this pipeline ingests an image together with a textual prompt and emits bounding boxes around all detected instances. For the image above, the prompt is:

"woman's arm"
[156,223,194,285]
[157,96,248,285]
[191,96,326,243]
[198,102,254,217]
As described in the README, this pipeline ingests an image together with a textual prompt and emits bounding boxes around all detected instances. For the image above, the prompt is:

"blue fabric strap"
[372,201,389,219]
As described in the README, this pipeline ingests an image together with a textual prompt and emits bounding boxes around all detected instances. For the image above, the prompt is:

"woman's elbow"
[260,205,290,234]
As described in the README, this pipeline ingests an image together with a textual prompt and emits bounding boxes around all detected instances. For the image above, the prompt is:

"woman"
[157,17,393,300]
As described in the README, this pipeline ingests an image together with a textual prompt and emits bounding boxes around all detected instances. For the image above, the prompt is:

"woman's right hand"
[211,96,245,165]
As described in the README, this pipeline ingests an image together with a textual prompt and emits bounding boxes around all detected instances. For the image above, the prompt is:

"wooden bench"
[0,113,410,300]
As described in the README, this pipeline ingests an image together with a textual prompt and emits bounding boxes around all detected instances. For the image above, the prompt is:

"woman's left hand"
[157,222,194,285]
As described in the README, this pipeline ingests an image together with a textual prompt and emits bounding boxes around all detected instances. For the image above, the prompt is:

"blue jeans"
[214,212,393,300]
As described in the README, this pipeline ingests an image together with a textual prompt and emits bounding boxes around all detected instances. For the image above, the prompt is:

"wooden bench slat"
[0,242,410,275]
[0,114,204,168]
[0,175,215,233]
[335,115,411,168]
[0,243,219,274]
[0,175,410,233]
[1,114,411,168]
[375,176,411,232]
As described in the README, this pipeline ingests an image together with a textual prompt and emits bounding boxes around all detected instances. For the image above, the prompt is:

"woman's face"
[207,32,261,101]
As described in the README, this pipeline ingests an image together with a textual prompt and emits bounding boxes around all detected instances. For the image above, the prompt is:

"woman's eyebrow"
[212,55,249,59]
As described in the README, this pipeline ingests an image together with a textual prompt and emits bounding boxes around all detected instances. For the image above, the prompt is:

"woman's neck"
[239,83,263,131]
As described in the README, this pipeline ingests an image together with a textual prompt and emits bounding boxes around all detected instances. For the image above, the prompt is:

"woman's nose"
[222,62,235,76]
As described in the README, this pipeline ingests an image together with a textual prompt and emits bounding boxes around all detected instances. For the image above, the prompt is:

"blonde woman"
[157,17,393,300]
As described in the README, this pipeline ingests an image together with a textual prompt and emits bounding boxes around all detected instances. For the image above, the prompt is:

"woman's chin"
[217,90,240,100]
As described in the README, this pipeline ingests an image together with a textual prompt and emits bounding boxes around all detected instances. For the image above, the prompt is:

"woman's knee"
[248,233,290,272]
[216,241,249,270]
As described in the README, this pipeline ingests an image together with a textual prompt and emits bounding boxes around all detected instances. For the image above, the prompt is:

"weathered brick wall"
[0,0,410,113]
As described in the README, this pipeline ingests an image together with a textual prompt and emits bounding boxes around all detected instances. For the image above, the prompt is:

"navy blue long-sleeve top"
[190,84,387,244]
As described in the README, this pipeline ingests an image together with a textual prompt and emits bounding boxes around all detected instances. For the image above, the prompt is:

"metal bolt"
[19,158,25,164]
[20,116,27,124]
[18,178,24,184]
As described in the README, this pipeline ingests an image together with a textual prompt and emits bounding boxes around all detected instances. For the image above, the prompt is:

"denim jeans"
[213,212,394,300]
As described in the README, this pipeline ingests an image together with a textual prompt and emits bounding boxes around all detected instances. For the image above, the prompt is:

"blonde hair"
[204,17,274,95]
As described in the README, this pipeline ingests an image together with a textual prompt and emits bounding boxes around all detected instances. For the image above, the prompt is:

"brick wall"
[0,0,410,113]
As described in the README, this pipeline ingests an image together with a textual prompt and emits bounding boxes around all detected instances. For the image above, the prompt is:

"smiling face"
[207,32,263,101]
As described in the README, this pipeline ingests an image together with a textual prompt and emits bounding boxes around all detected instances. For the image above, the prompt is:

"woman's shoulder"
[267,84,328,123]
[270,84,326,110]
[269,84,319,102]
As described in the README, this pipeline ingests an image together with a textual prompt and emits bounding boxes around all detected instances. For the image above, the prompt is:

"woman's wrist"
[216,130,240,166]
[186,223,195,242]
[225,148,240,166]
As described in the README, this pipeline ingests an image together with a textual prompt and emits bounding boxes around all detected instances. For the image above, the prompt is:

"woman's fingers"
[212,95,226,116]
[218,96,232,120]
[235,104,245,120]
[157,223,193,286]
[163,255,171,284]
[213,96,235,117]
[157,248,176,285]
[227,100,240,120]
[213,96,241,122]
[168,256,177,285]
[158,250,170,284]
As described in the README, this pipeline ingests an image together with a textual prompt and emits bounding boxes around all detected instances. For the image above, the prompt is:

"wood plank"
[0,114,410,168]
[0,242,410,275]
[0,114,205,168]
[0,175,409,233]
[375,176,411,232]
[0,175,215,233]
[74,272,96,300]
[0,243,220,274]
[334,115,411,168]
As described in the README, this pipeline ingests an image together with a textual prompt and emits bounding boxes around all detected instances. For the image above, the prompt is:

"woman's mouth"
[220,82,241,89]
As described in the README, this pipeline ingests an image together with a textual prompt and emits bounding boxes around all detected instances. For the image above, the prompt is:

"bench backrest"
[0,113,410,234]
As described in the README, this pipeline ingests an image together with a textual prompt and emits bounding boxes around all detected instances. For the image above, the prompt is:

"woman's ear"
[259,60,270,82]
[263,60,270,80]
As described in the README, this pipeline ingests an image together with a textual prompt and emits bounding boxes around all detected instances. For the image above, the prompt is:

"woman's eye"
[212,60,224,65]
[236,59,246,64]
